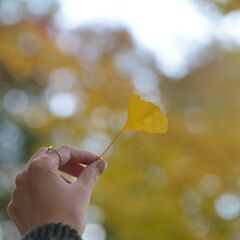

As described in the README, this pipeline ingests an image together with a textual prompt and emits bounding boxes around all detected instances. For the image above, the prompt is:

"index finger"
[47,145,100,168]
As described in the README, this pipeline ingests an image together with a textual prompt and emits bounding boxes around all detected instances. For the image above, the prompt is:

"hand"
[7,145,107,235]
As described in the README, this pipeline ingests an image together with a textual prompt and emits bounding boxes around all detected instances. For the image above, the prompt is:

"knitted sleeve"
[21,223,82,240]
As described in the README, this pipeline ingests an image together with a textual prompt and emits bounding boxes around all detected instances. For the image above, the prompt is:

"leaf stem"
[99,128,124,158]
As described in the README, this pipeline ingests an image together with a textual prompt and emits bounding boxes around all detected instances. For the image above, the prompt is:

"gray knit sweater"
[22,223,82,240]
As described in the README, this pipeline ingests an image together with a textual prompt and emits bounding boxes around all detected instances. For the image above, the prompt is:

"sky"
[53,0,240,79]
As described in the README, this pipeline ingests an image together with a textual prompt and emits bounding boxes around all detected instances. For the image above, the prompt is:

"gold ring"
[46,146,62,167]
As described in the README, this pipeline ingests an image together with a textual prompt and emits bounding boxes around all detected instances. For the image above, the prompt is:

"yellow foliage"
[123,95,168,134]
[99,95,168,157]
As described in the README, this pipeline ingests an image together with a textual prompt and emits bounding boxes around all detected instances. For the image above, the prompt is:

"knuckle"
[15,172,25,186]
[32,147,47,158]
[31,156,41,162]
[38,155,49,162]
[28,159,44,172]
[39,147,47,152]
[59,145,71,159]
[59,145,69,152]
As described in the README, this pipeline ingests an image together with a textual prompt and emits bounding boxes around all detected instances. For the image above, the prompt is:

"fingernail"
[96,160,107,174]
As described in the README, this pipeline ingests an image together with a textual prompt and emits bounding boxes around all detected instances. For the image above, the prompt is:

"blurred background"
[1,0,240,239]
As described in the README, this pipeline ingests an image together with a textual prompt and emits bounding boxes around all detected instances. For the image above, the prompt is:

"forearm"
[21,223,82,240]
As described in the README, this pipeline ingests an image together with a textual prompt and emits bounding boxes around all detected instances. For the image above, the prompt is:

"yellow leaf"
[123,95,168,133]
[99,95,168,158]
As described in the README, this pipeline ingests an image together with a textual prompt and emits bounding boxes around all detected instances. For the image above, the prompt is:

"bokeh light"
[80,133,111,155]
[47,92,79,118]
[82,223,107,240]
[0,120,25,166]
[3,89,29,115]
[27,0,53,16]
[179,190,203,215]
[199,174,222,197]
[0,0,23,25]
[24,105,47,128]
[17,33,41,57]
[215,193,240,220]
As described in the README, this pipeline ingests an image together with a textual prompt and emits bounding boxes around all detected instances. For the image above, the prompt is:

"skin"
[7,145,107,236]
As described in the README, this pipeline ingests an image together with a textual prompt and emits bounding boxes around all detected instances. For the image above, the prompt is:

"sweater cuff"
[21,223,82,240]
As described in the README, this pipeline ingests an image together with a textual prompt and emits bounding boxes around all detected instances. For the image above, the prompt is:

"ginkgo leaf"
[99,95,168,158]
[123,95,168,133]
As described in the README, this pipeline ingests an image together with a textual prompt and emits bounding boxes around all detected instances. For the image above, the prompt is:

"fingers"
[28,145,100,171]
[46,145,100,168]
[75,159,107,191]
[59,163,85,177]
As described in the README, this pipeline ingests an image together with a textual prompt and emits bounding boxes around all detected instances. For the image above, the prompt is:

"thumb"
[76,159,107,191]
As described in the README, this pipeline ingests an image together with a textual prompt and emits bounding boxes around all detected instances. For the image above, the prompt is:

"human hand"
[7,145,107,235]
